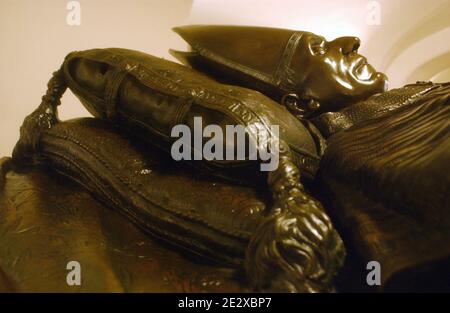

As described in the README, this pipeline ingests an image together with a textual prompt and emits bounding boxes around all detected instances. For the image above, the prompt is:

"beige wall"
[0,0,192,157]
[1,0,449,157]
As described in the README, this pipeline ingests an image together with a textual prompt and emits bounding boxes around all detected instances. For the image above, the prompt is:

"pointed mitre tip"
[171,26,183,35]
[172,25,204,37]
[172,25,240,40]
[168,49,192,64]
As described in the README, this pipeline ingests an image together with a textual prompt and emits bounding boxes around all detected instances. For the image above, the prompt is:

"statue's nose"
[331,36,361,54]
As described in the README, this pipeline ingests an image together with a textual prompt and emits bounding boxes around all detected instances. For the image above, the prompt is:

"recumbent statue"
[3,25,449,292]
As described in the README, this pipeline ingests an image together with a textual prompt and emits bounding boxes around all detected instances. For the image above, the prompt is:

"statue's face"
[294,32,388,112]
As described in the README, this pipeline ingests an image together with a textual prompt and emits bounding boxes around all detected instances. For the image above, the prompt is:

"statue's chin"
[324,75,389,112]
[378,72,389,91]
[354,71,389,98]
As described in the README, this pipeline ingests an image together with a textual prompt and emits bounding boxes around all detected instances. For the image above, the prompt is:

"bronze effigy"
[1,25,449,292]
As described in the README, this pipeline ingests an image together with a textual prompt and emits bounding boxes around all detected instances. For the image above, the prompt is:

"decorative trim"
[272,32,303,92]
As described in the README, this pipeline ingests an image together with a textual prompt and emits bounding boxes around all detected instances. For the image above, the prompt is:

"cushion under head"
[38,117,270,266]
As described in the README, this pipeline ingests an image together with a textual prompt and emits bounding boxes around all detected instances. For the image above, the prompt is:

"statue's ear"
[282,93,303,118]
[281,94,321,119]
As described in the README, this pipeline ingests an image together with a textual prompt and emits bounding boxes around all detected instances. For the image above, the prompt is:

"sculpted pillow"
[62,48,322,180]
[37,118,266,266]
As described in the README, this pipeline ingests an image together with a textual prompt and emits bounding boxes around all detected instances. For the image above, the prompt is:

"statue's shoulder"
[312,82,448,138]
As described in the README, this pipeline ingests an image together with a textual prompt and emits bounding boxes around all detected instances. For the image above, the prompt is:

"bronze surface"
[0,160,246,292]
[3,25,449,292]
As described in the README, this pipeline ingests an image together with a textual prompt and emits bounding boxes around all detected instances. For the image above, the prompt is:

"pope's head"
[290,32,387,113]
[173,25,388,117]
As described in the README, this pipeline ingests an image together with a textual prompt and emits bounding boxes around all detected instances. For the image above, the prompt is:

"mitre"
[171,25,306,102]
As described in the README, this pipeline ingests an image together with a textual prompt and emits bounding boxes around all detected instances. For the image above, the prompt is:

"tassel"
[245,141,345,292]
[12,68,67,165]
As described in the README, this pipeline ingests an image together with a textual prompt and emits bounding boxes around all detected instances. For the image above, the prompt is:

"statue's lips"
[353,56,378,81]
